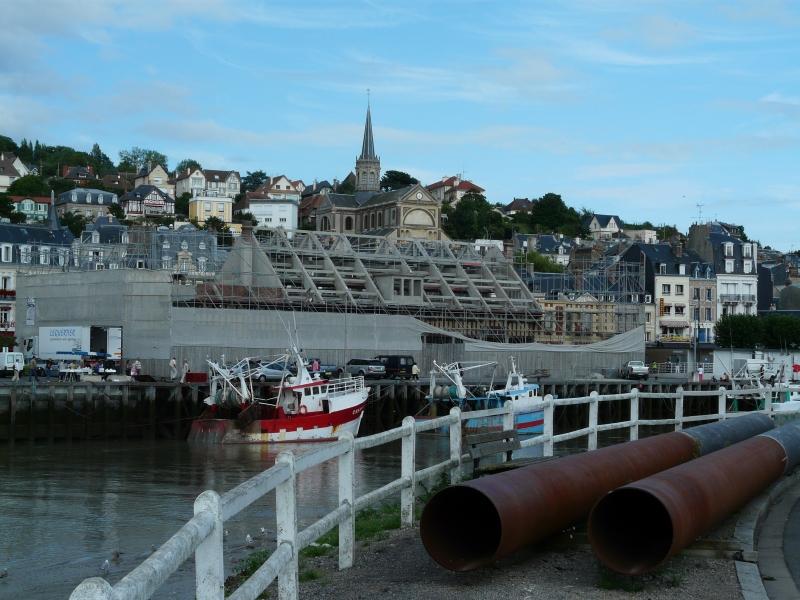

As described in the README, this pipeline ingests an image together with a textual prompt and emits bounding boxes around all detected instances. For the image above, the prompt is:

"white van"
[0,348,24,377]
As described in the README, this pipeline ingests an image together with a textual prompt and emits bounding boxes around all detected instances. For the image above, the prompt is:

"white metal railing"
[325,375,365,397]
[69,384,800,600]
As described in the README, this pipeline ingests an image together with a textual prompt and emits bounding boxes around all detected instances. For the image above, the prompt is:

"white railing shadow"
[69,385,800,600]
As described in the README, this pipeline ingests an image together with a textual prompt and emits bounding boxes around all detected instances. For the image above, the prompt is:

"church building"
[315,106,444,240]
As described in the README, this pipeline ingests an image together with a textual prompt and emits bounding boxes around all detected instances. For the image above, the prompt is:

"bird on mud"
[245,534,255,549]
[0,568,8,579]
[100,560,110,575]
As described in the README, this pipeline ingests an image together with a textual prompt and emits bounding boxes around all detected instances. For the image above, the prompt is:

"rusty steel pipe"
[420,413,773,571]
[588,422,800,575]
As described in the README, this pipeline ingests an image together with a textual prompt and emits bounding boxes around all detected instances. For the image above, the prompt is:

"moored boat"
[189,346,367,444]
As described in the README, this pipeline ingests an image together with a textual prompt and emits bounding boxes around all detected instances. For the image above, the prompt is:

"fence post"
[675,386,684,431]
[718,386,727,420]
[543,394,554,457]
[448,406,462,485]
[400,416,416,529]
[68,578,115,600]
[276,452,299,600]
[194,490,224,600]
[588,391,598,451]
[764,385,773,414]
[503,399,514,432]
[337,432,355,570]
[629,388,639,441]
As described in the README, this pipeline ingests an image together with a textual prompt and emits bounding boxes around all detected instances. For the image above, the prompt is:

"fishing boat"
[418,358,544,434]
[188,345,368,443]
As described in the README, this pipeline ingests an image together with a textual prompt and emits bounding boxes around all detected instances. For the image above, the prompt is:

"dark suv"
[374,355,415,379]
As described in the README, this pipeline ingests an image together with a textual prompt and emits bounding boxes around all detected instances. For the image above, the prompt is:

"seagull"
[245,534,255,548]
[224,529,230,538]
[100,560,110,575]
[0,569,8,579]
[260,527,266,535]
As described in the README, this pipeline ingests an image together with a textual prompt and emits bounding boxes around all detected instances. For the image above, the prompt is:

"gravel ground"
[297,527,742,600]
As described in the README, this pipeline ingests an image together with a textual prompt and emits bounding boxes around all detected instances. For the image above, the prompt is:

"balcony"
[742,294,756,304]
[720,294,741,303]
[0,289,15,299]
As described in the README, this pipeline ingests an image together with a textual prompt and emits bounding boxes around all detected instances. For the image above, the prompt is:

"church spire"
[360,102,376,160]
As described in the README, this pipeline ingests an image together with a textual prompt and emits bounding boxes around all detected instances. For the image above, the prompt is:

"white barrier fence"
[70,384,800,600]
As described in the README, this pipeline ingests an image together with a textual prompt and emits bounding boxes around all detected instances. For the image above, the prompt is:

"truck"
[0,348,24,377]
[621,360,649,380]
[23,326,123,362]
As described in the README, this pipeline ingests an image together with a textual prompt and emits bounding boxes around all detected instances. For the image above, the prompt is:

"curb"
[734,471,800,600]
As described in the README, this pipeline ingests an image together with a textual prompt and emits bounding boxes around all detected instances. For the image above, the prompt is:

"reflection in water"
[0,437,450,599]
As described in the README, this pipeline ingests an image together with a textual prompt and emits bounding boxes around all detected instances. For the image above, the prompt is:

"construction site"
[14,227,645,378]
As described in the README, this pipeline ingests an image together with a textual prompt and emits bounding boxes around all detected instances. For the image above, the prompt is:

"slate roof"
[62,165,94,179]
[301,180,334,197]
[591,214,622,228]
[325,193,360,208]
[56,188,118,206]
[175,168,239,183]
[504,198,533,212]
[0,152,24,178]
[0,221,73,245]
[359,186,413,208]
[82,216,128,244]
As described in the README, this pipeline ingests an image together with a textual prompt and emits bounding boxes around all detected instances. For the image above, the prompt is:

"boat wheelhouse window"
[312,387,320,395]
[304,388,311,396]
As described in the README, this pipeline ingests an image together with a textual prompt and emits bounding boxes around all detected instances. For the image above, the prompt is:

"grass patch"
[236,549,271,579]
[299,568,322,582]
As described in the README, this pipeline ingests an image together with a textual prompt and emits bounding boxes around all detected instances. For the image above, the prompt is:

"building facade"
[134,164,175,197]
[175,168,240,199]
[9,195,51,223]
[426,175,484,206]
[120,185,176,219]
[587,214,623,240]
[689,268,717,343]
[189,196,233,225]
[55,188,119,218]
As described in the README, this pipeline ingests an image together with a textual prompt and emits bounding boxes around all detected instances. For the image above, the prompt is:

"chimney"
[672,241,683,258]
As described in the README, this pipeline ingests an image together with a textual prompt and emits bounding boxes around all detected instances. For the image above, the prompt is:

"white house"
[174,168,240,199]
[0,152,30,192]
[587,214,622,240]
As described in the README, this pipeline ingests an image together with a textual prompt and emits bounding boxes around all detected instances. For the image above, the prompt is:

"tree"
[48,178,77,195]
[527,193,585,237]
[175,158,202,174]
[235,211,258,226]
[118,147,168,172]
[59,211,87,238]
[175,192,191,216]
[89,143,115,176]
[107,203,125,220]
[7,175,49,197]
[201,216,232,246]
[0,136,18,153]
[241,170,268,192]
[0,193,26,223]
[380,170,418,191]
[518,250,565,273]
[442,191,507,241]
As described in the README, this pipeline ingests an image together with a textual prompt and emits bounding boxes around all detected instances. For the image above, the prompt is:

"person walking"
[29,356,38,383]
[12,359,20,382]
[169,357,178,381]
[411,362,420,381]
[180,359,190,383]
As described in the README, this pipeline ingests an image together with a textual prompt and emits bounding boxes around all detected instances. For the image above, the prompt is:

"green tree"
[118,147,168,172]
[335,176,355,194]
[235,211,258,226]
[175,192,191,216]
[714,314,764,349]
[89,143,115,175]
[527,193,585,237]
[380,170,418,191]
[442,191,507,240]
[59,211,87,238]
[0,136,18,153]
[48,178,77,195]
[175,158,202,174]
[201,216,232,246]
[107,203,125,220]
[7,175,49,196]
[518,250,565,273]
[0,193,26,223]
[241,170,268,192]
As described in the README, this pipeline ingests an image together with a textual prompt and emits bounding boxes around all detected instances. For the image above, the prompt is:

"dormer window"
[181,241,188,250]
[658,263,667,275]
[743,244,752,257]
[198,241,206,250]
[98,195,104,204]
[724,242,734,257]
[91,231,99,244]
[678,264,686,275]
[162,241,170,250]
[71,192,77,202]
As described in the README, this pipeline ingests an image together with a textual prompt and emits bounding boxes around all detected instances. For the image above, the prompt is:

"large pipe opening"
[420,486,502,571]
[588,488,674,575]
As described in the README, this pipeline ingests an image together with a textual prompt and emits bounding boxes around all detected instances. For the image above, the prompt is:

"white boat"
[189,345,368,443]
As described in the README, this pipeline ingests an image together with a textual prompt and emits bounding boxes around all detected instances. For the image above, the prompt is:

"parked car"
[621,360,649,380]
[345,358,386,379]
[374,355,416,379]
[253,359,292,382]
[305,358,341,377]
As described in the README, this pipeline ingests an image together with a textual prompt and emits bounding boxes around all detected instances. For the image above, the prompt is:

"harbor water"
[0,436,460,599]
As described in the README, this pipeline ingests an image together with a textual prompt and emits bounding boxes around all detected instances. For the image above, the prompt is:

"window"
[744,244,752,257]
[678,264,686,275]
[744,261,752,273]
[181,241,188,250]
[198,257,207,273]
[199,242,206,250]
[20,245,31,264]
[162,240,170,250]
[1,245,11,263]
[98,195,104,204]
[658,263,667,274]
[725,259,734,273]
[675,305,685,316]
[646,312,651,322]
[345,216,353,231]
[724,242,734,257]
[279,217,286,223]
[676,284,684,295]
[204,202,211,211]
[39,247,50,265]
[58,250,66,266]
[706,288,713,300]
[662,284,671,295]
[705,307,712,321]
[162,256,172,269]
[217,203,224,212]
[693,308,700,320]
[692,288,700,300]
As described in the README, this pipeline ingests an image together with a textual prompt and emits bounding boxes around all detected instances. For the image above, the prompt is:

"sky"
[2,0,800,249]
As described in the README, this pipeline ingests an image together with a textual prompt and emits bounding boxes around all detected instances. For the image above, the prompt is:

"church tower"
[355,103,380,193]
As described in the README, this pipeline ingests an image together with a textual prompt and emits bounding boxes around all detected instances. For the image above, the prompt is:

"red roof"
[8,195,51,204]
[426,176,483,193]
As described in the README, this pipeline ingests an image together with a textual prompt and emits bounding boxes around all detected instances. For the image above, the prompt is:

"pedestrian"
[181,359,190,383]
[169,357,178,381]
[29,356,38,382]
[12,360,20,382]
[411,362,420,381]
[130,359,142,378]
[698,365,704,382]
[311,358,320,373]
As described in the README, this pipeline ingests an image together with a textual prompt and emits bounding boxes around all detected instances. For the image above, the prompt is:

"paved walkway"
[758,484,800,599]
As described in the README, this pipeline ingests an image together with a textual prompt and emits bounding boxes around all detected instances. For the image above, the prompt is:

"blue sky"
[2,0,800,249]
